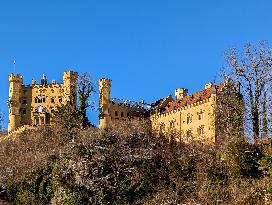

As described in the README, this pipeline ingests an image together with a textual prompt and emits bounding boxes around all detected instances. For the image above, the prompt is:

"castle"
[7,71,78,133]
[99,78,241,143]
[7,71,241,144]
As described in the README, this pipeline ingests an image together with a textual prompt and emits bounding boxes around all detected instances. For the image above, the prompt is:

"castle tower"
[7,74,23,132]
[63,71,78,103]
[99,78,111,129]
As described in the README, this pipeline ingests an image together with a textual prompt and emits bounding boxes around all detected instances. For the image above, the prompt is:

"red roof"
[163,82,225,113]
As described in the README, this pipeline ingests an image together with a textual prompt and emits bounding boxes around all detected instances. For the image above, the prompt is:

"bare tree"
[224,42,272,143]
[215,79,244,145]
[78,73,95,128]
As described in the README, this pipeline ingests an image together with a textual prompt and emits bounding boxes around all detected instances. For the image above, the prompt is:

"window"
[36,106,44,113]
[197,126,205,136]
[22,90,27,95]
[59,98,63,103]
[35,96,45,103]
[22,109,27,115]
[198,110,204,120]
[35,118,40,125]
[159,123,165,133]
[51,98,55,103]
[186,129,192,139]
[121,112,124,117]
[115,111,118,116]
[187,114,192,124]
[170,120,175,129]
[41,117,45,124]
[22,99,27,104]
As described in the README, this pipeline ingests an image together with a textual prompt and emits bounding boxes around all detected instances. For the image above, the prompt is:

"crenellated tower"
[63,71,78,103]
[8,74,23,132]
[99,78,111,129]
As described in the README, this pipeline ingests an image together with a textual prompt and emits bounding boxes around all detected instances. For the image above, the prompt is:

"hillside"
[0,121,272,205]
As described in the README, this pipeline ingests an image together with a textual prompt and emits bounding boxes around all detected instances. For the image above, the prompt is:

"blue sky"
[0,0,272,127]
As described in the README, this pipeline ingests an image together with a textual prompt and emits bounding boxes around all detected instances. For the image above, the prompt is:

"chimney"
[52,80,56,85]
[32,79,36,85]
[175,88,188,100]
[205,82,213,89]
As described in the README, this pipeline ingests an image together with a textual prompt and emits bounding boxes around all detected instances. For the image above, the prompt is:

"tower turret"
[99,78,111,129]
[41,74,47,85]
[8,73,23,132]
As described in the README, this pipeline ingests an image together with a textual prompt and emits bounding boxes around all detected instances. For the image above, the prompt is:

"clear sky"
[1,0,272,127]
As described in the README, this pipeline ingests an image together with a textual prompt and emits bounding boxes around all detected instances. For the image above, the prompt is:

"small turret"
[99,78,112,129]
[8,73,23,132]
[175,88,188,100]
[205,82,213,89]
[41,74,47,85]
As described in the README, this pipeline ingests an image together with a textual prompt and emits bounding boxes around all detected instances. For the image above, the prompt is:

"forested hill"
[0,120,272,205]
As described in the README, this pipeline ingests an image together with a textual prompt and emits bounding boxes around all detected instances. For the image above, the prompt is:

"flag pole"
[13,60,16,74]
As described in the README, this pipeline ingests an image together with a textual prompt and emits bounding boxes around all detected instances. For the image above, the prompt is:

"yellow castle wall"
[150,95,217,143]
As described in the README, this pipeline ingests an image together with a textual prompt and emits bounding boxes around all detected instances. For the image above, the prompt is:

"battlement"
[63,70,78,79]
[99,78,112,87]
[9,73,23,83]
[21,71,78,87]
[151,96,212,120]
